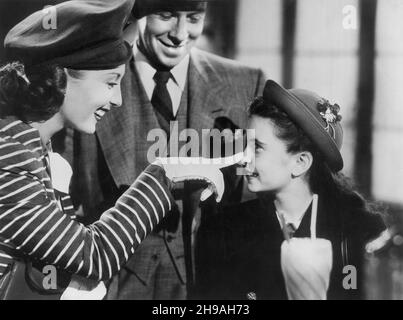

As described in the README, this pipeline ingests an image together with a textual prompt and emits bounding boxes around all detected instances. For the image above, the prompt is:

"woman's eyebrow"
[105,73,122,81]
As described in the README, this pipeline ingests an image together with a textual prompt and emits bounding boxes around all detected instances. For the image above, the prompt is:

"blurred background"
[1,0,403,298]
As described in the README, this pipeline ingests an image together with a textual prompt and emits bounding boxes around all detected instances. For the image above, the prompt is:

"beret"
[263,80,344,172]
[133,0,213,18]
[4,0,136,70]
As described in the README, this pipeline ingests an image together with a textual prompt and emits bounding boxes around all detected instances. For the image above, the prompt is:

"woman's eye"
[107,83,118,89]
[255,144,263,152]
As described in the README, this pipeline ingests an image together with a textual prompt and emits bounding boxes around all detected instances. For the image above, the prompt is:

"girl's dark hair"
[0,61,67,123]
[248,96,377,215]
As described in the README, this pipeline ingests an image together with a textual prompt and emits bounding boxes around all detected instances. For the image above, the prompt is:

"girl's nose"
[242,144,254,164]
[237,145,255,174]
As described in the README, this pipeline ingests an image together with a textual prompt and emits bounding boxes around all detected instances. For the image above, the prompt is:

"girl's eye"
[107,83,118,89]
[255,144,265,155]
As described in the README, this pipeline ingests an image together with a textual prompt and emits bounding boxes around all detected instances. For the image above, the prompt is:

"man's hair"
[133,0,208,19]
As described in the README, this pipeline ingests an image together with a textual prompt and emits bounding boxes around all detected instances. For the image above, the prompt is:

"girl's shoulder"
[207,199,272,233]
[340,194,387,243]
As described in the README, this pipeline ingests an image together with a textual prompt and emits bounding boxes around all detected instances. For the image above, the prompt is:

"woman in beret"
[197,80,387,300]
[0,0,232,299]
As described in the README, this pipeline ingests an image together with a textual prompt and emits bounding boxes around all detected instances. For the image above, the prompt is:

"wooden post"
[354,0,377,197]
[282,0,297,88]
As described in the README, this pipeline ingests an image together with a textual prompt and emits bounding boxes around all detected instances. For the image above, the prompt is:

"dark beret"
[263,80,344,172]
[133,0,213,18]
[4,0,136,70]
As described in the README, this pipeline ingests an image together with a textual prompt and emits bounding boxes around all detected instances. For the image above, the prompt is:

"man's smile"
[158,39,186,49]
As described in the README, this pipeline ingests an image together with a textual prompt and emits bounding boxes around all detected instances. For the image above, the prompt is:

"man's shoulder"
[191,48,263,76]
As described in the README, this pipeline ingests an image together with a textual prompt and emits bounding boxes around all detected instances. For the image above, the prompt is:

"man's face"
[138,9,206,68]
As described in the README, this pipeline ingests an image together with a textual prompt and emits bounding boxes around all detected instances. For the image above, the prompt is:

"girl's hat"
[263,80,343,172]
[4,0,135,70]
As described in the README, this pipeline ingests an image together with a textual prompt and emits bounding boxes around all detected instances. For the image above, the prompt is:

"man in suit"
[70,0,265,299]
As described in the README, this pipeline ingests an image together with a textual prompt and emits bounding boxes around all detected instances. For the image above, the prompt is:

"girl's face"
[244,116,298,194]
[60,65,125,134]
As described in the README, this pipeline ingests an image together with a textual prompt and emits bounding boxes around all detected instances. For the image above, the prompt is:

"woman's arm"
[0,164,174,281]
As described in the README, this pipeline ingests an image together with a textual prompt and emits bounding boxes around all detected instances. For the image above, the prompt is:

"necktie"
[151,71,174,131]
[151,71,181,234]
[277,210,297,240]
[284,223,297,239]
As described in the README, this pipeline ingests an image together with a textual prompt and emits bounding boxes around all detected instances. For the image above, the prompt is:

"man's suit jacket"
[70,48,265,293]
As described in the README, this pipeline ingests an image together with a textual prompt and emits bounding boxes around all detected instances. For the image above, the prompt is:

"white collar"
[133,45,190,91]
[275,210,303,231]
[274,196,314,231]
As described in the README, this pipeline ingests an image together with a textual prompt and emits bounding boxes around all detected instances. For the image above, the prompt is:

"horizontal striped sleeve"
[0,250,13,278]
[0,163,174,281]
[12,127,37,139]
[0,120,21,132]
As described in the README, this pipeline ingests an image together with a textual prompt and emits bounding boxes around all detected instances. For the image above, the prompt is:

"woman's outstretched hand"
[154,152,244,203]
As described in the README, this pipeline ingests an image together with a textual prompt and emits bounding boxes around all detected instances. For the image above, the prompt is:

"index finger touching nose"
[216,151,245,169]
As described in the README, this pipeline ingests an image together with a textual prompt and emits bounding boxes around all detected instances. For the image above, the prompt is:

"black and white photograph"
[0,0,402,304]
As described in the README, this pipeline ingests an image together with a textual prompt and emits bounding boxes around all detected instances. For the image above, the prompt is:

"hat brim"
[133,0,210,18]
[263,80,343,172]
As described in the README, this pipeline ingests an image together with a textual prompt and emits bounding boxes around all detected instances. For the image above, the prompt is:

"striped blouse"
[0,117,174,281]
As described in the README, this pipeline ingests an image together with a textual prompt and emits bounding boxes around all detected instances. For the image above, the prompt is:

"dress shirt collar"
[274,196,314,232]
[133,45,190,92]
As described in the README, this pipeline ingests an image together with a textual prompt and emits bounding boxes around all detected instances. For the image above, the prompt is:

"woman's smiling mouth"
[94,106,110,121]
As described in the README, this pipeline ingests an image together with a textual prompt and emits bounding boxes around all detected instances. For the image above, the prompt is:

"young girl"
[197,80,386,300]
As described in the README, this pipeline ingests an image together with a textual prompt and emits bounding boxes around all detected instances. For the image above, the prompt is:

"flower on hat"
[317,99,342,140]
[317,99,342,124]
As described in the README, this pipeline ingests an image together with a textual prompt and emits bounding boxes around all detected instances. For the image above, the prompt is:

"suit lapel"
[96,59,160,186]
[188,49,231,133]
[97,50,235,186]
